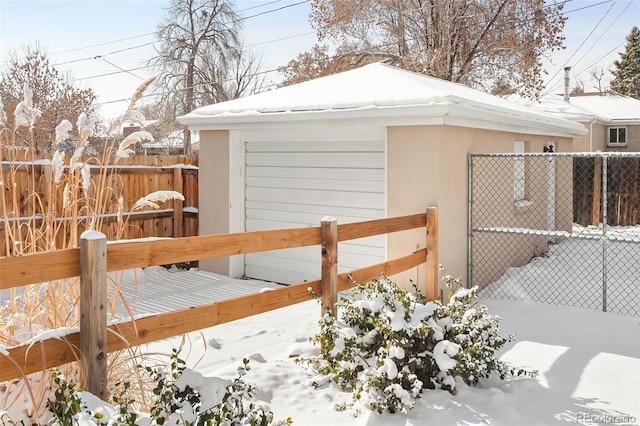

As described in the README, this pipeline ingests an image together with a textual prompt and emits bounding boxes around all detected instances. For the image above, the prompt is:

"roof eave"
[178,104,453,130]
[446,103,588,137]
[179,102,587,138]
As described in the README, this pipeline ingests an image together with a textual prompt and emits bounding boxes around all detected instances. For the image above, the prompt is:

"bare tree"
[149,0,264,156]
[282,0,566,99]
[570,78,585,95]
[0,43,96,152]
[590,66,608,93]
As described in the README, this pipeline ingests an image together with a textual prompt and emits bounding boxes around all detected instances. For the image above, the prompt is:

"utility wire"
[52,34,157,56]
[90,0,618,106]
[239,0,310,20]
[71,30,316,82]
[543,0,629,96]
[568,1,632,71]
[10,0,82,16]
[50,0,304,59]
[238,0,286,12]
[544,0,618,91]
[102,58,145,80]
[55,41,158,66]
[71,0,573,83]
[52,0,312,68]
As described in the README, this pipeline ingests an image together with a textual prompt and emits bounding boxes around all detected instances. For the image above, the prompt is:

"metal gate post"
[467,154,474,289]
[602,155,608,312]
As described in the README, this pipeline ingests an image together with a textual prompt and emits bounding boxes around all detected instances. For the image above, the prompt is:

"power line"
[54,41,157,66]
[89,0,613,107]
[569,1,632,71]
[239,0,310,20]
[69,30,316,82]
[51,33,157,56]
[543,0,623,95]
[237,0,286,13]
[50,1,292,57]
[102,58,145,80]
[546,0,618,84]
[11,0,82,17]
[70,0,570,83]
[544,41,625,94]
[51,0,312,68]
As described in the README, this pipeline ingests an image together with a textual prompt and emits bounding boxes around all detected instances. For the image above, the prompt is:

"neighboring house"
[140,130,200,155]
[178,63,586,292]
[515,92,640,152]
[124,120,200,155]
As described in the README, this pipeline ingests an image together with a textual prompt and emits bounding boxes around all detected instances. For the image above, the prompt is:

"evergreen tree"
[610,26,640,99]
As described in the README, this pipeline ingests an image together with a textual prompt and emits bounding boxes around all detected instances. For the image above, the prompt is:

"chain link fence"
[469,152,640,316]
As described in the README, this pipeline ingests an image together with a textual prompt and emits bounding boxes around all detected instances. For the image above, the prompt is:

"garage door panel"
[246,201,384,220]
[247,208,376,226]
[246,176,383,193]
[247,219,385,251]
[246,140,383,152]
[339,237,386,252]
[244,134,386,284]
[246,152,384,169]
[246,187,385,210]
[246,248,385,281]
[247,249,318,273]
[247,166,384,182]
[244,264,315,285]
[247,243,384,264]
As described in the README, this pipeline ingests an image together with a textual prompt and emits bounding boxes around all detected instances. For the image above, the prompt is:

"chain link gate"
[469,152,640,316]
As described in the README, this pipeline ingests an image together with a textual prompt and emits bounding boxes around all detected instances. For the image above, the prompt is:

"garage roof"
[178,63,586,137]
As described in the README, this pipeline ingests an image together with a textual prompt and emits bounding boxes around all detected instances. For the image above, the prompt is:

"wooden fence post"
[42,163,53,217]
[173,167,184,238]
[321,217,338,316]
[592,157,602,226]
[80,230,108,400]
[425,207,439,301]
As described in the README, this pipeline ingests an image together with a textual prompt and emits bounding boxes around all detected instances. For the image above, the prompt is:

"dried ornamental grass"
[0,77,184,423]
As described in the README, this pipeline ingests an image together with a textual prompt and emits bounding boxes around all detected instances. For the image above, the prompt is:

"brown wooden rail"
[0,208,438,395]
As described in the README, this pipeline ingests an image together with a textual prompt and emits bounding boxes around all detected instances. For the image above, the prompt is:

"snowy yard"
[480,224,640,316]
[3,260,638,424]
[114,267,639,425]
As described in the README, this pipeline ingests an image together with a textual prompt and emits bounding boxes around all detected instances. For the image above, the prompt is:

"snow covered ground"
[3,260,639,424]
[480,225,640,317]
[123,267,639,425]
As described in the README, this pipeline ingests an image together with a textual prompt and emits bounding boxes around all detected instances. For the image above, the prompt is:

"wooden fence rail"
[0,208,438,397]
[1,160,199,255]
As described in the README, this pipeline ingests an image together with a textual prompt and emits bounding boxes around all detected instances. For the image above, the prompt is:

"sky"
[0,0,638,119]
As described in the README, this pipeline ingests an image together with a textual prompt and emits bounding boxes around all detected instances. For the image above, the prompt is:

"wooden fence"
[574,156,640,226]
[0,208,438,399]
[1,153,198,256]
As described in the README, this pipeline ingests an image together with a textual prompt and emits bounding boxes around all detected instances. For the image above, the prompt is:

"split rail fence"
[0,207,438,400]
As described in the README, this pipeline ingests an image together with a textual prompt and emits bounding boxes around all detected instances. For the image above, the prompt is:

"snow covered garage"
[179,63,586,289]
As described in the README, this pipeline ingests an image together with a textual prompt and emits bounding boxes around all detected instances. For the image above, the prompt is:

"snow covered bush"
[300,271,536,414]
[42,350,293,425]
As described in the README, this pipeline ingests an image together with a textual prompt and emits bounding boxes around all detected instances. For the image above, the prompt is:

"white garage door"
[243,128,386,284]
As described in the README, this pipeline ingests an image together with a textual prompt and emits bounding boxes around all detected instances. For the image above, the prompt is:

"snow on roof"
[508,94,604,122]
[512,92,640,124]
[567,93,640,122]
[178,63,586,137]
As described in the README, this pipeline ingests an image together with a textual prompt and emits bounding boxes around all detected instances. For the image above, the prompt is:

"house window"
[514,141,526,202]
[608,127,627,147]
